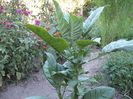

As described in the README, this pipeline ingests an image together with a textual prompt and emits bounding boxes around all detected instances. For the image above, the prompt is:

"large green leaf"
[83,7,104,36]
[102,39,133,53]
[53,0,70,39]
[25,96,47,99]
[53,0,83,44]
[43,53,57,87]
[25,24,69,52]
[43,53,68,88]
[82,86,115,99]
[76,40,96,48]
[69,14,83,43]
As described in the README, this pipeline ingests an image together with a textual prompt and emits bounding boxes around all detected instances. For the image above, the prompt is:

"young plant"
[25,0,115,99]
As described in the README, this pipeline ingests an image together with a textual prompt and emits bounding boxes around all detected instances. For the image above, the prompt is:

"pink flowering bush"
[34,19,41,26]
[0,0,45,86]
[0,6,5,13]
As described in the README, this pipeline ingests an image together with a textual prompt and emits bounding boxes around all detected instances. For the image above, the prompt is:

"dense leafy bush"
[0,0,44,86]
[105,51,133,98]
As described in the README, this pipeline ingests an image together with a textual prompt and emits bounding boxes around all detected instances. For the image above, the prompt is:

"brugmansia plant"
[25,0,115,99]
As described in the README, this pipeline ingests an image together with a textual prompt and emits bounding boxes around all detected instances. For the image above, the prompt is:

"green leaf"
[43,53,57,86]
[43,53,68,88]
[53,0,83,44]
[82,86,115,99]
[76,40,96,48]
[64,12,70,23]
[43,61,54,86]
[0,75,2,87]
[53,0,70,39]
[25,96,47,99]
[83,7,104,36]
[52,71,68,84]
[25,24,69,52]
[16,72,21,80]
[69,14,83,42]
[68,79,78,88]
[1,71,5,76]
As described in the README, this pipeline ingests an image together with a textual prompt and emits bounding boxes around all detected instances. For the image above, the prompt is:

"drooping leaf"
[83,7,104,36]
[25,24,69,52]
[53,0,70,39]
[76,40,96,48]
[102,39,133,53]
[43,53,57,86]
[82,86,115,99]
[43,61,54,86]
[43,53,68,88]
[25,96,47,99]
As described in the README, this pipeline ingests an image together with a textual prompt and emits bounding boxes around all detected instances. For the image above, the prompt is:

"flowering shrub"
[34,19,41,26]
[0,0,45,86]
[0,6,5,13]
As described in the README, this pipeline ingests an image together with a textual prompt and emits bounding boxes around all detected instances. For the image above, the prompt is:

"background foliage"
[94,0,133,46]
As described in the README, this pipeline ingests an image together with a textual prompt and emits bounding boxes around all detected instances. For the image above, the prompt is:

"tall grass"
[94,0,133,46]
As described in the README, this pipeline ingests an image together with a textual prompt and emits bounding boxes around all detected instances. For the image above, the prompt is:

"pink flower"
[16,9,23,14]
[0,6,5,13]
[4,21,14,29]
[23,10,31,16]
[34,19,41,26]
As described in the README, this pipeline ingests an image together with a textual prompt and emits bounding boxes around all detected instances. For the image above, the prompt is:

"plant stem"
[59,53,76,65]
[62,86,67,98]
[72,65,79,99]
[57,88,63,99]
[72,84,78,99]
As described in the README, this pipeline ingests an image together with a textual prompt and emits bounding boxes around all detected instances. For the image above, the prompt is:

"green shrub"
[105,51,133,98]
[0,23,45,86]
[0,0,45,86]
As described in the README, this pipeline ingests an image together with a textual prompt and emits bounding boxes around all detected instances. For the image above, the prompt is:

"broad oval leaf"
[43,53,57,86]
[25,24,69,52]
[43,53,68,88]
[83,7,104,36]
[82,86,115,99]
[102,39,133,53]
[25,96,47,99]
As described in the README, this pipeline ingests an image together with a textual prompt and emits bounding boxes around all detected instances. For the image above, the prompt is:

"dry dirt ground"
[0,50,107,99]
